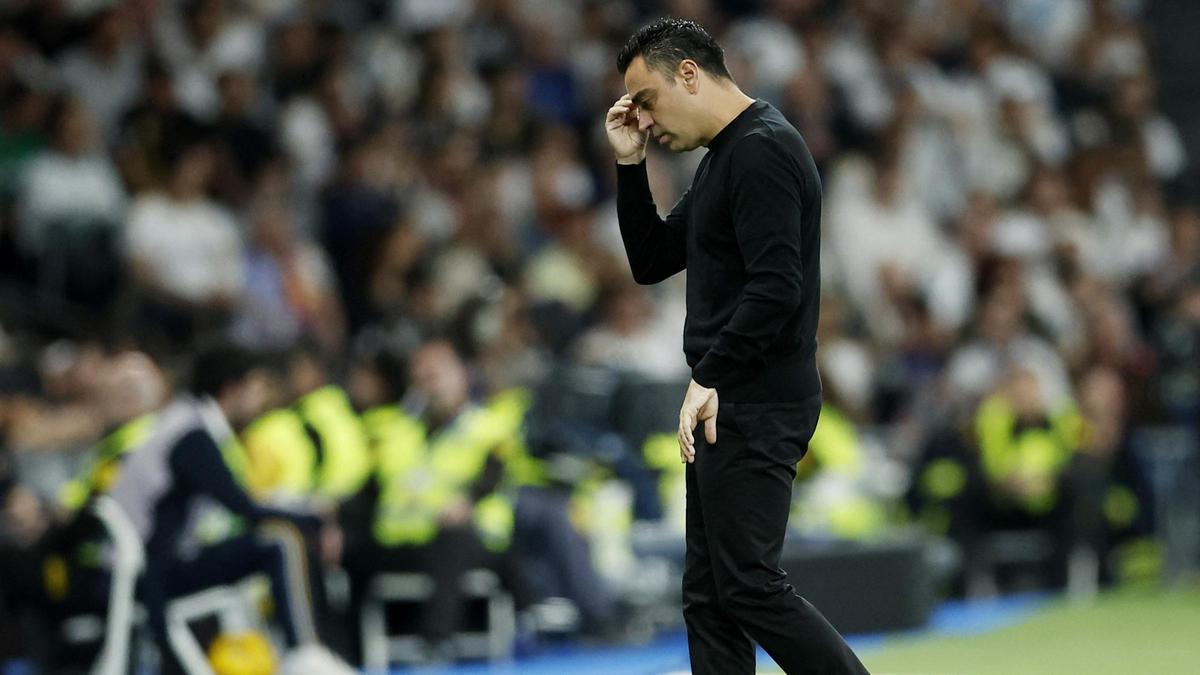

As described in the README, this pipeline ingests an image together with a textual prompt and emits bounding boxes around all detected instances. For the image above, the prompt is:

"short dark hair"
[617,18,731,82]
[189,342,259,398]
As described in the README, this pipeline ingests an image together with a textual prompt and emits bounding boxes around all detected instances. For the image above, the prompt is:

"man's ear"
[679,59,700,94]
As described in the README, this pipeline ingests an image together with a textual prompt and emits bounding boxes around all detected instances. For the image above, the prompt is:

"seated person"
[342,339,532,662]
[911,366,1083,592]
[108,343,352,674]
[0,351,165,671]
[241,340,371,507]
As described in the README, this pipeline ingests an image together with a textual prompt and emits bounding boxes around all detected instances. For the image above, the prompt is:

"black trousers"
[683,399,868,674]
[144,522,324,674]
[512,486,616,630]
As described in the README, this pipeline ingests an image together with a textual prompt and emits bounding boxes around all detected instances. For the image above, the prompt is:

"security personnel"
[1065,367,1160,586]
[59,414,156,513]
[791,404,890,540]
[912,367,1083,592]
[975,372,1082,517]
[0,352,166,671]
[342,340,524,661]
[242,343,371,506]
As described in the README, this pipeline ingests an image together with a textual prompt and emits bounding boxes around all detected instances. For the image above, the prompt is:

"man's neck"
[425,402,468,435]
[701,86,757,147]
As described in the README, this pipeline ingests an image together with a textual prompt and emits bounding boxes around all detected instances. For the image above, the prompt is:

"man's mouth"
[657,134,670,145]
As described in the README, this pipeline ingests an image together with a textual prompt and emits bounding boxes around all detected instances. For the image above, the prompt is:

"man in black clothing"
[607,19,867,674]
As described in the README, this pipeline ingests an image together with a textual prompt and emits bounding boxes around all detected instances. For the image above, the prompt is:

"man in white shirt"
[124,142,244,345]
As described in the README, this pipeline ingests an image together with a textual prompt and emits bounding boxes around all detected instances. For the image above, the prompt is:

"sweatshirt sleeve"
[615,161,689,285]
[169,429,320,530]
[691,133,806,389]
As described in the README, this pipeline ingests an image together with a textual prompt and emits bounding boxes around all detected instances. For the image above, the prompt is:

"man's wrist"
[691,360,719,390]
[615,154,645,166]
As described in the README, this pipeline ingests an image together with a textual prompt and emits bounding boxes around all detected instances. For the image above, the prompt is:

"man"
[241,341,371,505]
[108,342,352,674]
[912,367,1083,594]
[0,352,164,671]
[343,339,531,662]
[60,351,166,512]
[606,19,867,674]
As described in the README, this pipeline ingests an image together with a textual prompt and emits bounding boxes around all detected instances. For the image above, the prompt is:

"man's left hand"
[679,379,718,464]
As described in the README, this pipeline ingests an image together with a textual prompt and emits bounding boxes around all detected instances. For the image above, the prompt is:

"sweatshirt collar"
[706,99,767,152]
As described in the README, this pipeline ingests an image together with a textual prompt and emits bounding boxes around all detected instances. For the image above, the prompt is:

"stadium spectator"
[58,7,145,144]
[15,97,126,307]
[232,201,346,353]
[124,140,244,347]
[107,342,352,674]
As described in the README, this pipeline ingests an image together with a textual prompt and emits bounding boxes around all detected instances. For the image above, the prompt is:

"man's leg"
[683,404,755,674]
[161,526,320,649]
[421,525,479,648]
[343,540,423,665]
[255,519,323,646]
[696,401,867,674]
[513,487,616,629]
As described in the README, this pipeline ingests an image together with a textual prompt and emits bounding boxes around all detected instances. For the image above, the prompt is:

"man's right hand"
[605,94,647,165]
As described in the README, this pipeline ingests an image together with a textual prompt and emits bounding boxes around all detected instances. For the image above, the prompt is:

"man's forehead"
[623,57,660,102]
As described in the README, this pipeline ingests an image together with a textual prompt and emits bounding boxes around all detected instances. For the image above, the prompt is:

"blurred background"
[1,0,1199,673]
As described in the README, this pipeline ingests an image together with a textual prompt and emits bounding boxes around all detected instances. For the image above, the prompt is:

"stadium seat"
[91,495,145,675]
[360,569,515,671]
[80,497,274,674]
[165,577,271,675]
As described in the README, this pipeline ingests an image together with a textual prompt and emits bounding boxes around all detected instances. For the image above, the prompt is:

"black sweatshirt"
[148,428,318,560]
[616,99,822,404]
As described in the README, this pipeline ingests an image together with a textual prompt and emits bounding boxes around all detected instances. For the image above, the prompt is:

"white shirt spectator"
[154,9,264,121]
[947,334,1073,411]
[17,150,126,256]
[724,16,806,97]
[58,42,144,143]
[1004,0,1091,71]
[826,158,950,342]
[1141,115,1187,180]
[124,194,245,304]
[279,97,336,191]
[821,32,893,131]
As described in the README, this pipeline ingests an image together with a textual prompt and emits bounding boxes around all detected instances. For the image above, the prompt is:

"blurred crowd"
[1,0,1197,670]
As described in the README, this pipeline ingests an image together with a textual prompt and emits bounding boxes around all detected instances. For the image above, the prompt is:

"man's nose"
[638,112,655,131]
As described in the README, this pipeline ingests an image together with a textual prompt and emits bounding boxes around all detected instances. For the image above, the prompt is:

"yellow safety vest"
[367,405,438,547]
[427,407,518,551]
[296,385,372,498]
[373,404,517,551]
[242,385,371,501]
[242,408,314,498]
[642,433,685,532]
[799,405,863,478]
[485,388,550,488]
[976,395,1082,514]
[60,414,156,511]
[794,405,887,540]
